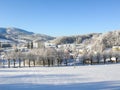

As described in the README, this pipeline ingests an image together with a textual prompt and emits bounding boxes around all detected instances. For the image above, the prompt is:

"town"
[0,36,120,68]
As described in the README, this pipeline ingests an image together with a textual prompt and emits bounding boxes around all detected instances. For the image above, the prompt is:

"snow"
[0,39,12,42]
[0,64,120,90]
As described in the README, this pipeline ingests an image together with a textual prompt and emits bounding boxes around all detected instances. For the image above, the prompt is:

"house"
[112,46,120,51]
[44,41,56,48]
[33,39,45,48]
[0,39,13,48]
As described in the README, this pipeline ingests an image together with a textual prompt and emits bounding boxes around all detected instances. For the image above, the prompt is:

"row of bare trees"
[1,48,66,67]
[0,48,120,68]
[81,50,120,65]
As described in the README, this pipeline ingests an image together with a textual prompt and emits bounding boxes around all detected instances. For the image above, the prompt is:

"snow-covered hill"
[0,64,120,90]
[0,27,54,43]
[0,28,7,34]
[0,27,33,35]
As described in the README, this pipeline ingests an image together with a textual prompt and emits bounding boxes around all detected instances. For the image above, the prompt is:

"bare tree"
[21,52,27,67]
[44,47,57,67]
[26,53,34,67]
[56,49,64,66]
[64,50,70,66]
[102,51,107,64]
[4,51,12,68]
[88,51,94,65]
[81,54,86,65]
[16,51,22,67]
[95,52,102,64]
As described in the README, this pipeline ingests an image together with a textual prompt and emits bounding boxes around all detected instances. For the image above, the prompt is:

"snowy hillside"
[0,28,7,34]
[0,27,54,42]
[0,64,120,90]
[0,27,33,35]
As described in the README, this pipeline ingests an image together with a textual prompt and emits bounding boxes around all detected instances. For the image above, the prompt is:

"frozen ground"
[0,64,120,90]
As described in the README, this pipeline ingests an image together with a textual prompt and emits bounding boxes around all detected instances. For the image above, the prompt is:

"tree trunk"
[29,59,30,67]
[97,56,100,64]
[8,59,10,68]
[57,58,59,66]
[97,59,99,64]
[116,57,118,63]
[43,59,45,66]
[51,60,54,66]
[33,60,35,67]
[2,59,5,68]
[83,59,85,65]
[13,59,16,68]
[109,56,112,63]
[48,59,50,67]
[91,59,93,65]
[23,59,25,67]
[60,59,63,65]
[65,59,67,66]
[103,58,106,64]
[19,58,21,67]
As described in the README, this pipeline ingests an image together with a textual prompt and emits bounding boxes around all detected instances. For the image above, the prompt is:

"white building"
[0,39,13,48]
[33,39,45,48]
[44,42,56,48]
[112,46,120,51]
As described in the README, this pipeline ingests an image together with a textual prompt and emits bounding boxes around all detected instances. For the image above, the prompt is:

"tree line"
[0,47,120,68]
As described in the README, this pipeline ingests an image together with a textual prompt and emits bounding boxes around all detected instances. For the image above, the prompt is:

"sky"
[0,0,120,36]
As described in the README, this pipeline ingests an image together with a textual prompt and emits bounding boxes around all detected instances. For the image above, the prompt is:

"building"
[33,39,45,48]
[112,46,120,51]
[44,41,56,48]
[0,39,13,48]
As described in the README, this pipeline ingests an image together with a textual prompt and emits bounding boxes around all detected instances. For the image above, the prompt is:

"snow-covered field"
[0,64,120,90]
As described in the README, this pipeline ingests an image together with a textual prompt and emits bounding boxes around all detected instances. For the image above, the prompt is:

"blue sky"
[0,0,120,36]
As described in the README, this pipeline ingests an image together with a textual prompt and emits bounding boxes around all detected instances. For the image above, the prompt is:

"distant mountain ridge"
[0,27,34,35]
[0,28,7,34]
[0,27,54,43]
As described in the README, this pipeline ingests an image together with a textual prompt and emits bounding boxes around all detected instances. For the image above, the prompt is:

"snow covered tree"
[87,51,94,65]
[102,51,108,64]
[95,52,102,64]
[56,49,64,66]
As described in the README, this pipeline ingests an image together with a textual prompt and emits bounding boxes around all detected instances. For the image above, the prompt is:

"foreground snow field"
[0,64,120,90]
